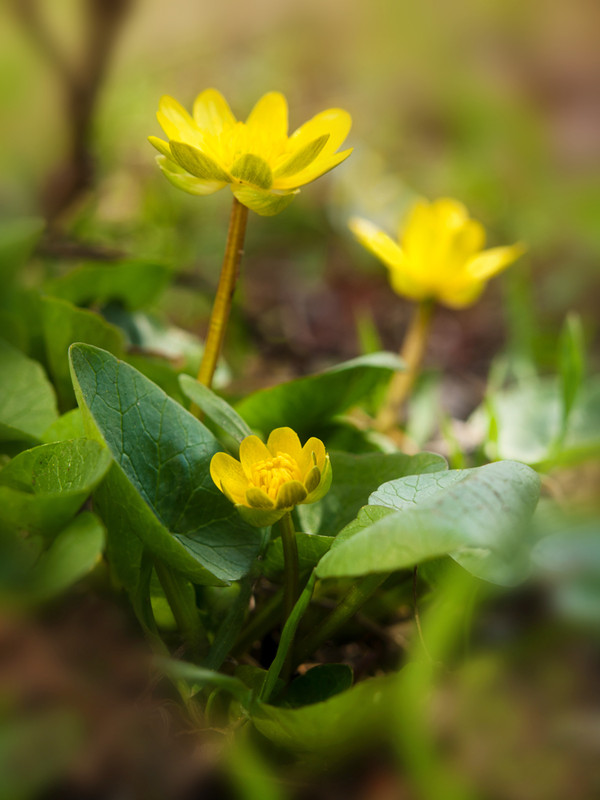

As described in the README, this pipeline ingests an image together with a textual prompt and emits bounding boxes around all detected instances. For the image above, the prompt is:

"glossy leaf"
[235,352,404,437]
[297,450,447,536]
[179,375,253,443]
[69,344,262,585]
[317,461,540,584]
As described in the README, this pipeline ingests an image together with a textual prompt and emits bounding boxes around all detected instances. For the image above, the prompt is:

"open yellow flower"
[149,89,352,216]
[350,198,525,308]
[210,427,331,527]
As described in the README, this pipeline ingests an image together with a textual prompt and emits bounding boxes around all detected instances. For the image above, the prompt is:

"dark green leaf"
[69,344,262,585]
[179,375,253,443]
[297,450,447,536]
[262,531,332,579]
[235,352,404,437]
[279,664,353,708]
[45,259,171,310]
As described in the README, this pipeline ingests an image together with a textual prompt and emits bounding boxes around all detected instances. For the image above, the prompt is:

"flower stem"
[293,573,387,665]
[154,560,206,660]
[193,196,249,397]
[376,299,434,433]
[278,511,300,623]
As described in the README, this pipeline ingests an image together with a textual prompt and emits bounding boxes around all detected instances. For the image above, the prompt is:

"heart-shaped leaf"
[69,344,262,585]
[297,450,447,536]
[235,352,404,437]
[317,461,540,584]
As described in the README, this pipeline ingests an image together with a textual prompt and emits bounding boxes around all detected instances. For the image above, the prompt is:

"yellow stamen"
[250,452,302,501]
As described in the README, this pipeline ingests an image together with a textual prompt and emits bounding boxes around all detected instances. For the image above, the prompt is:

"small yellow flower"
[149,89,352,216]
[210,427,332,527]
[350,198,525,308]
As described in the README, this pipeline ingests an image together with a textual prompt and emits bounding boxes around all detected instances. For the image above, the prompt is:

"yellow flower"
[210,427,332,527]
[149,89,352,216]
[349,198,525,308]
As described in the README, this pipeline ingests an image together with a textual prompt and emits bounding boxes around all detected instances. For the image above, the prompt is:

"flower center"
[250,452,302,501]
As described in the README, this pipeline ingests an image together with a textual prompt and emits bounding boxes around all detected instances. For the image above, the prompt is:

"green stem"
[193,196,249,402]
[278,511,300,623]
[376,299,434,432]
[154,560,206,660]
[293,573,387,665]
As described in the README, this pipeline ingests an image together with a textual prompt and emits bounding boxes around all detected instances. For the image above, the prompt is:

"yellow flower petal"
[266,427,302,461]
[246,91,288,141]
[231,185,297,216]
[156,156,226,196]
[275,480,307,509]
[210,452,249,503]
[157,95,199,143]
[274,148,353,190]
[465,244,525,281]
[289,108,352,157]
[239,435,271,479]
[298,436,327,475]
[170,141,230,181]
[246,486,275,509]
[349,217,404,271]
[193,88,236,134]
[437,281,486,309]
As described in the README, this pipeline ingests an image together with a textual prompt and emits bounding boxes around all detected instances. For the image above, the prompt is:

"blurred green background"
[1,0,599,387]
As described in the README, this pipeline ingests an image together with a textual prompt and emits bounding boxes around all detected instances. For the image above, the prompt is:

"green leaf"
[42,296,125,409]
[41,409,85,443]
[262,531,332,579]
[251,675,395,758]
[317,461,541,584]
[0,217,44,286]
[179,375,253,443]
[278,664,353,708]
[28,511,105,601]
[297,450,447,536]
[156,658,252,706]
[45,259,171,310]
[235,352,404,438]
[0,439,112,536]
[558,313,585,439]
[202,578,253,671]
[69,344,262,585]
[0,338,58,449]
[472,376,600,466]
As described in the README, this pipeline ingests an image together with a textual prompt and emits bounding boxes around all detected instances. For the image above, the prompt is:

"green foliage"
[0,338,58,450]
[45,259,171,310]
[235,352,404,437]
[297,450,447,536]
[69,344,262,585]
[317,462,540,584]
[0,439,111,536]
[42,296,125,409]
